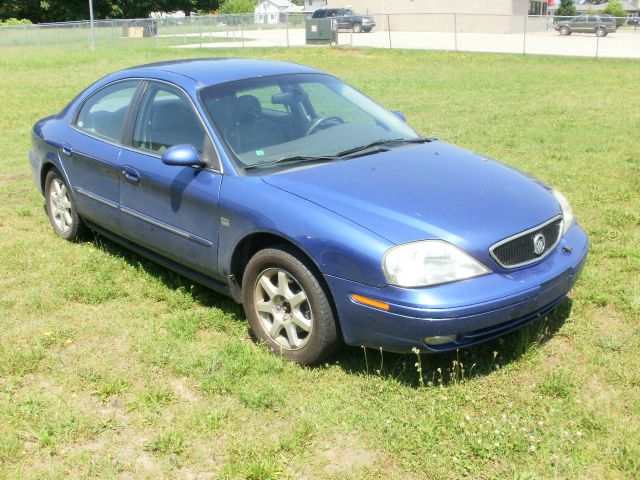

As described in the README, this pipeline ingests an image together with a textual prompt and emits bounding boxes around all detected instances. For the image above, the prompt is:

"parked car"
[30,59,588,365]
[628,17,640,26]
[312,8,375,33]
[555,14,617,36]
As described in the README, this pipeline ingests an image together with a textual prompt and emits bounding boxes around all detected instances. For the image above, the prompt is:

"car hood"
[261,141,561,262]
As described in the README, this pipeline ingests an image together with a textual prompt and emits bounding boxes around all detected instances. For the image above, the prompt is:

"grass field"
[0,44,639,479]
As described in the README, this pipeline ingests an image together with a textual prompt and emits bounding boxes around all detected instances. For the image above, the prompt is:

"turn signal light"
[350,294,390,311]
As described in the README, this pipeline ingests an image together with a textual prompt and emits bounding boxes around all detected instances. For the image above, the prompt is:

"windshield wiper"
[334,137,431,158]
[243,137,432,171]
[244,154,337,171]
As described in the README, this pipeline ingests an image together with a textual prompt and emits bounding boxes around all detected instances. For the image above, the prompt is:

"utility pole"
[89,0,96,49]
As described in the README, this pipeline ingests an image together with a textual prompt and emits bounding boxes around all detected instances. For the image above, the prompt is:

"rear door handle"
[121,166,140,184]
[61,144,73,156]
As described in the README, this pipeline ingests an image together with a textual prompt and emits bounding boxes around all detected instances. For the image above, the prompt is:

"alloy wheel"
[253,267,313,350]
[48,177,73,233]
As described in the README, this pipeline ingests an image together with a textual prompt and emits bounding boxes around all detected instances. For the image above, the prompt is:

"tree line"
[0,0,306,23]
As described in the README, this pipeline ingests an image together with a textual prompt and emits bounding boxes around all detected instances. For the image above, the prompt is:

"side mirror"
[392,111,407,122]
[161,144,203,167]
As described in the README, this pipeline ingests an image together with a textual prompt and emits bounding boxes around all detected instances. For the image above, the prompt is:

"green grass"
[0,44,639,479]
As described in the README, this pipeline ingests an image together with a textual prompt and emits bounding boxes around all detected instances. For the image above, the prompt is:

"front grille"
[490,216,562,268]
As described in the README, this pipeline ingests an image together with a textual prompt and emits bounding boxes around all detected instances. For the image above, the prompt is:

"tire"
[559,26,570,36]
[44,169,87,241]
[242,246,340,365]
[595,27,607,37]
[352,22,363,33]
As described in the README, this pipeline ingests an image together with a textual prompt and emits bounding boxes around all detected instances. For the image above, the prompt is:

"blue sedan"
[29,58,588,364]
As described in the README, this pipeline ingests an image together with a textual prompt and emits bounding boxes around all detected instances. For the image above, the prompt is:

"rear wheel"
[559,26,571,36]
[242,246,340,365]
[44,170,87,241]
[352,22,363,33]
[595,27,607,37]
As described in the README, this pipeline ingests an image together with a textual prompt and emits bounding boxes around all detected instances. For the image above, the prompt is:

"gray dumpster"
[305,18,337,45]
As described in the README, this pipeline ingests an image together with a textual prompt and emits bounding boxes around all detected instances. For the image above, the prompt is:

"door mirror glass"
[161,144,203,167]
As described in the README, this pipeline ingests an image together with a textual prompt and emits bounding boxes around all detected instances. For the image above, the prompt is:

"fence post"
[198,17,202,48]
[523,15,527,55]
[241,15,244,48]
[595,32,600,59]
[454,13,458,51]
[286,13,289,47]
[37,24,41,48]
[386,14,392,49]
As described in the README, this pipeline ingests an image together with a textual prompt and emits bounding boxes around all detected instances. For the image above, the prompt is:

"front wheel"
[242,247,340,365]
[595,27,607,37]
[44,170,87,241]
[352,22,363,33]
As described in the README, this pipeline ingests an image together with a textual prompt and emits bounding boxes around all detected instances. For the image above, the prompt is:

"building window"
[529,1,547,16]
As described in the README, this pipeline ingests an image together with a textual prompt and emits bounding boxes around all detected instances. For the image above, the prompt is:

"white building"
[254,0,304,24]
[303,0,328,12]
[324,0,551,33]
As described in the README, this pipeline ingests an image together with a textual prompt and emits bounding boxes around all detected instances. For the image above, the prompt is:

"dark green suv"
[555,15,617,37]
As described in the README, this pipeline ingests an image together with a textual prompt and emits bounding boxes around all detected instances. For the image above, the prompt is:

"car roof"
[122,58,321,87]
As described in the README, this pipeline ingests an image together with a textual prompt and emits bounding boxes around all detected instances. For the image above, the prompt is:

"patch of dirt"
[1,172,29,184]
[320,435,377,474]
[99,396,129,424]
[177,467,216,480]
[583,374,619,411]
[171,378,201,403]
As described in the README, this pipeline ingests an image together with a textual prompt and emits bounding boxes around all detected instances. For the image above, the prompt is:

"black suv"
[554,14,617,37]
[311,8,375,33]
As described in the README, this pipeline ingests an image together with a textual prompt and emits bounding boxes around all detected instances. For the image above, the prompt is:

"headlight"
[552,189,574,236]
[382,240,490,287]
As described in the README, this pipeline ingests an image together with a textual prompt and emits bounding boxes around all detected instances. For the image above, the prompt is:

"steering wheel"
[306,116,344,136]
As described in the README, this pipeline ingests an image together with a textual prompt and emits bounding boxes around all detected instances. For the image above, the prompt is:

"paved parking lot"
[175,27,640,59]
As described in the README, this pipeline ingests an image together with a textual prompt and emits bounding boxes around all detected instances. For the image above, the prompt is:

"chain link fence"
[1,13,638,58]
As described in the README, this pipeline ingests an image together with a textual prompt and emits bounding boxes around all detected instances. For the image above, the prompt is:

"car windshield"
[199,73,421,170]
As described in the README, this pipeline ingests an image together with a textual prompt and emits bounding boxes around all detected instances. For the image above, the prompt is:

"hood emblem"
[533,233,546,255]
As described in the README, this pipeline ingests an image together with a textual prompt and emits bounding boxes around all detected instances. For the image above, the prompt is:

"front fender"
[217,175,393,287]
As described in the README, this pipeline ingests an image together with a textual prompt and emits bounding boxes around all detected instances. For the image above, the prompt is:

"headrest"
[150,102,191,131]
[232,95,262,124]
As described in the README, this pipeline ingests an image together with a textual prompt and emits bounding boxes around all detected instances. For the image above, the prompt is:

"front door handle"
[121,166,140,184]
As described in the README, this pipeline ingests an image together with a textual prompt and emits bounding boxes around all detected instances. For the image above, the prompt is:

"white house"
[303,0,328,12]
[254,0,304,24]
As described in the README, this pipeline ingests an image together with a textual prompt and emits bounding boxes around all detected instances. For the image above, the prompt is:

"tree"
[0,0,221,23]
[556,0,577,17]
[218,0,255,14]
[604,0,628,26]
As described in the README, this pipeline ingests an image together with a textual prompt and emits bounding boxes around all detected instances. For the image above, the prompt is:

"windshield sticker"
[256,150,265,157]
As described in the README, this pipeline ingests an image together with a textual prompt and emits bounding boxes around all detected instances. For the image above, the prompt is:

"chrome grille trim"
[489,215,563,269]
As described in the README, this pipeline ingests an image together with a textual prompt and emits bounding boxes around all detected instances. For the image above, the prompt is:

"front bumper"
[325,222,588,353]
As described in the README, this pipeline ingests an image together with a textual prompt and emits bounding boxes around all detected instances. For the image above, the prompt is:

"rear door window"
[75,80,140,143]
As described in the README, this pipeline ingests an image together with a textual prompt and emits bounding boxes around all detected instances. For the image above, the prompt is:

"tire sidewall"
[242,247,338,365]
[352,22,362,33]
